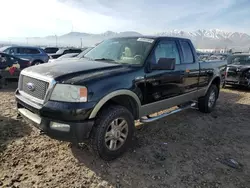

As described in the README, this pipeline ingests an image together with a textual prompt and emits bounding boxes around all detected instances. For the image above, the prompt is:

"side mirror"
[151,58,176,70]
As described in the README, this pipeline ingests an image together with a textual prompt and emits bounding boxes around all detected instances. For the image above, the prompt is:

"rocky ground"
[0,82,250,188]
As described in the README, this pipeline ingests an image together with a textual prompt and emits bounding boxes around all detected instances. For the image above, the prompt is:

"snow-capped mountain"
[42,29,250,49]
[3,29,250,50]
[156,29,250,49]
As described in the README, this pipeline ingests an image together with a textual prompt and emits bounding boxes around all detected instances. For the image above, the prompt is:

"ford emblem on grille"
[27,82,35,91]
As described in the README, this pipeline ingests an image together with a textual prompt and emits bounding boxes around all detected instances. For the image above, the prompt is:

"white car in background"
[48,53,79,63]
[49,47,94,63]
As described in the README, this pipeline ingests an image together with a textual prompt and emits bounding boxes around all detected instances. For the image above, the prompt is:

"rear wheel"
[90,105,134,161]
[198,84,218,113]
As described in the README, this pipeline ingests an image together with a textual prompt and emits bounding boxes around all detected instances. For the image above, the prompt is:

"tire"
[222,81,226,88]
[198,84,218,113]
[90,105,135,161]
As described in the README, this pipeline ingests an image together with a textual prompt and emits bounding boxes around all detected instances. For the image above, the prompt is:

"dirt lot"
[0,83,250,188]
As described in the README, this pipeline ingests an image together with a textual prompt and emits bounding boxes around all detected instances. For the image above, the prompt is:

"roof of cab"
[109,35,191,40]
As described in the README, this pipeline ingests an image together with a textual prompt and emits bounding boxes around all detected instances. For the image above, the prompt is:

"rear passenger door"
[16,48,30,60]
[178,40,200,93]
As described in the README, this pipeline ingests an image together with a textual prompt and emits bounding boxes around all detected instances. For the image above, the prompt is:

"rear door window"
[180,41,194,64]
[17,48,40,54]
[26,48,40,54]
[150,40,181,65]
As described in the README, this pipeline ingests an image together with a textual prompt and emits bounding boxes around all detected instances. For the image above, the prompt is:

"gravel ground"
[0,82,250,188]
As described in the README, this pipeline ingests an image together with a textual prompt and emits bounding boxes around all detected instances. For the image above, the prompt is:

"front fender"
[89,89,141,119]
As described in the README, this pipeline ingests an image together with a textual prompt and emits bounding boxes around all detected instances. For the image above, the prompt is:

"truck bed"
[199,60,227,69]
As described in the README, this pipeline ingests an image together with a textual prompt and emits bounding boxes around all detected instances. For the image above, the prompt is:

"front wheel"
[198,84,218,113]
[90,105,135,161]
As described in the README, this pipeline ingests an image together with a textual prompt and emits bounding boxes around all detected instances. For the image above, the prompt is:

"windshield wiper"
[94,58,115,62]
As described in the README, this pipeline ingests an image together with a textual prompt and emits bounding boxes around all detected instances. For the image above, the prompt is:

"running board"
[139,102,196,123]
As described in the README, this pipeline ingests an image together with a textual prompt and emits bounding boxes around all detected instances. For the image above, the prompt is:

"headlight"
[50,84,87,102]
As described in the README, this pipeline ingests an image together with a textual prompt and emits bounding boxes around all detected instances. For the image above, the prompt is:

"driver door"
[144,39,184,104]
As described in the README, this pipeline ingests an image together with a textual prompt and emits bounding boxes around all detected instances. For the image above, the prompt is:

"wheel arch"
[206,76,221,98]
[89,90,141,120]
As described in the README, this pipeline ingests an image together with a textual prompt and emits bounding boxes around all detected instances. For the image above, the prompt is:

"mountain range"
[3,29,250,50]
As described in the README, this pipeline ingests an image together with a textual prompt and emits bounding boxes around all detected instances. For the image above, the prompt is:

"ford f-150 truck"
[15,36,225,160]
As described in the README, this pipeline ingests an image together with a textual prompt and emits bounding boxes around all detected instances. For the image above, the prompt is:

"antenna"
[71,23,74,32]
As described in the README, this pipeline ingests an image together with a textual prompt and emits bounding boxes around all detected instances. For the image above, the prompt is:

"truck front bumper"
[16,91,95,143]
[225,77,250,87]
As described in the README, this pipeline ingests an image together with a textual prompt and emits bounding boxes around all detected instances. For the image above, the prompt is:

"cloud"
[61,0,250,33]
[0,0,249,38]
[0,0,130,38]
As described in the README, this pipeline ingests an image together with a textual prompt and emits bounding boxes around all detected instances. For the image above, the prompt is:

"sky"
[0,0,250,38]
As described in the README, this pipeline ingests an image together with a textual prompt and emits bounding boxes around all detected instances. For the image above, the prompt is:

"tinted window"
[150,40,180,65]
[44,47,59,54]
[230,55,250,65]
[17,48,40,54]
[70,49,82,53]
[64,50,71,54]
[180,41,194,63]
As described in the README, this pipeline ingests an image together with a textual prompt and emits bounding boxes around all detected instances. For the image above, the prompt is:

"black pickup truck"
[16,36,225,160]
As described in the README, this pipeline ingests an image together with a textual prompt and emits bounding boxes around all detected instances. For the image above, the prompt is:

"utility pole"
[80,38,83,48]
[26,37,28,45]
[55,35,58,47]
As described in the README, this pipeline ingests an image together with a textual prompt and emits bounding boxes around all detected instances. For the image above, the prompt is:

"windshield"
[84,37,155,65]
[0,46,10,52]
[77,47,94,58]
[230,55,250,65]
[58,53,78,60]
[56,49,65,54]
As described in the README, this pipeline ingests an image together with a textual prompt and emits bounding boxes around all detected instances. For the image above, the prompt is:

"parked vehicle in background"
[48,53,79,63]
[43,47,59,55]
[49,48,83,59]
[0,46,49,65]
[0,52,31,88]
[75,47,94,58]
[16,36,225,160]
[49,47,94,63]
[209,54,228,61]
[223,53,250,88]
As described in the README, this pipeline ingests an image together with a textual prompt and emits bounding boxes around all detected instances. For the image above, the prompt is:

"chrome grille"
[20,75,49,100]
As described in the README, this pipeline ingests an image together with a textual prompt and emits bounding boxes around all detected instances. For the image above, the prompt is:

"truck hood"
[22,58,133,82]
